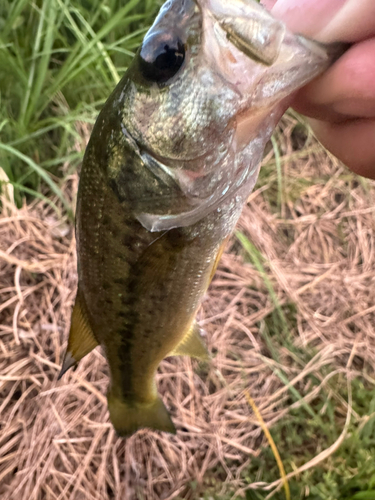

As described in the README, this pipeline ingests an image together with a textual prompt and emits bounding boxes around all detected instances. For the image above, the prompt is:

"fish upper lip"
[201,0,287,66]
[121,0,346,232]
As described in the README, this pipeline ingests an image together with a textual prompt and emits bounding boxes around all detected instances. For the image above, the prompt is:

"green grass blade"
[0,143,73,218]
[41,0,145,115]
[236,231,289,337]
[19,0,47,124]
[2,0,30,38]
[3,180,63,217]
[25,0,58,125]
[352,492,375,500]
[70,7,120,84]
[271,364,316,418]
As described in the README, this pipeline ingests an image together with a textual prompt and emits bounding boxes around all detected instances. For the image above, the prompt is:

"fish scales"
[74,113,227,432]
[60,0,345,436]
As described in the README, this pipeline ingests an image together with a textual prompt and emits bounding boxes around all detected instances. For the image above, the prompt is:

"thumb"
[266,0,375,43]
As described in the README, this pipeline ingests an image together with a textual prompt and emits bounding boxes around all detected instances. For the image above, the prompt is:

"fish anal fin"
[58,290,98,378]
[108,393,176,437]
[58,351,76,380]
[169,321,210,361]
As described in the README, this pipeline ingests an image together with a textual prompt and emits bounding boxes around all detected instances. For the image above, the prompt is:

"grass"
[236,231,292,348]
[1,1,375,499]
[232,232,373,499]
[0,0,159,208]
[237,377,375,500]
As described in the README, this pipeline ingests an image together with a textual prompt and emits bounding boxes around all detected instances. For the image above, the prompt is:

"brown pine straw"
[1,116,375,499]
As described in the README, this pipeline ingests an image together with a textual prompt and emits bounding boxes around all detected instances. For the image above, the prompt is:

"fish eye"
[139,32,185,84]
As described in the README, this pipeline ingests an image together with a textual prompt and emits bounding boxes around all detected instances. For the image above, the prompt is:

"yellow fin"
[169,321,210,360]
[108,393,176,437]
[58,291,98,379]
[209,237,229,284]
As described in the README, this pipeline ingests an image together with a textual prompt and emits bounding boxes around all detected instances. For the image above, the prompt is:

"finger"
[260,0,277,10]
[311,118,375,179]
[270,0,375,43]
[292,38,375,120]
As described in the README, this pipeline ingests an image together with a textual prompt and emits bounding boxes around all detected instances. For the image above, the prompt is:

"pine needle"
[244,389,291,500]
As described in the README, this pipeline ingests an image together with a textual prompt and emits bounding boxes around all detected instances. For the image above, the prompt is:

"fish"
[59,0,344,436]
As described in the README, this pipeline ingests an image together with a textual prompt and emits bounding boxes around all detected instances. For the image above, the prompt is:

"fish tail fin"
[107,393,176,437]
[58,290,98,379]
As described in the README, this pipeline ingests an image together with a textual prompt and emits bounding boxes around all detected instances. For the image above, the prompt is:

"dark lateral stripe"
[117,234,141,399]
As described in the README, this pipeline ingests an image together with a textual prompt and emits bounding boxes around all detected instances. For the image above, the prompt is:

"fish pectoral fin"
[108,393,176,437]
[208,238,229,285]
[169,321,210,361]
[58,290,99,379]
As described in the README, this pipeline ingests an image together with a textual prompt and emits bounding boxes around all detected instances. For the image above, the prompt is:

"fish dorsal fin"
[169,321,210,361]
[58,290,99,379]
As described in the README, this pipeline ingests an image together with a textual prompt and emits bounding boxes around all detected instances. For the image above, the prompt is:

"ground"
[1,113,375,500]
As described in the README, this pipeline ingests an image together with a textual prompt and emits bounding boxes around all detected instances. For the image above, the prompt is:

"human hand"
[262,0,375,179]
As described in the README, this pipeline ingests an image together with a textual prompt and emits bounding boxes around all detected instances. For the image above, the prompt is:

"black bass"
[60,0,343,436]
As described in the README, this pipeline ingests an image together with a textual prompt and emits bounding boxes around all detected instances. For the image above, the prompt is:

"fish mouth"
[198,0,334,105]
[198,0,287,67]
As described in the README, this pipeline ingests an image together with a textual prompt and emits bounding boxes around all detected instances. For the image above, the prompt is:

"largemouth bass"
[60,0,344,436]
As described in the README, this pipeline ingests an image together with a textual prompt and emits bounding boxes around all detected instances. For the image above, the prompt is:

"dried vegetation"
[1,116,375,499]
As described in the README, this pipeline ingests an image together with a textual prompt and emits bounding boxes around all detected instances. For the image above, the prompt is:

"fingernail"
[270,0,347,40]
